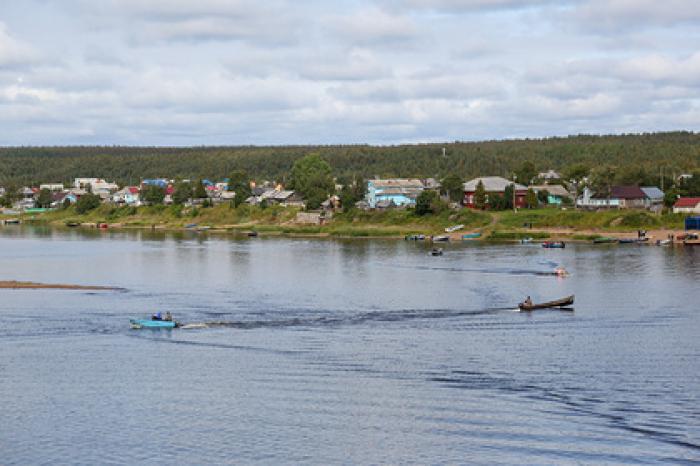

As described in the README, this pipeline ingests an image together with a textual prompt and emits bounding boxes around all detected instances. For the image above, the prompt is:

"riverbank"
[2,204,690,241]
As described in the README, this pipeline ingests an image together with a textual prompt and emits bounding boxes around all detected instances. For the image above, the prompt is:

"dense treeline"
[0,132,698,186]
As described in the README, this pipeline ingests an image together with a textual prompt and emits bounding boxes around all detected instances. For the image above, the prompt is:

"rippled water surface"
[1,226,699,464]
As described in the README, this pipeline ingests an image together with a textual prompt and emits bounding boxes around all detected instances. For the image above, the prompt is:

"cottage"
[50,192,78,208]
[366,179,424,208]
[577,187,620,209]
[463,176,527,209]
[673,197,700,214]
[112,187,141,205]
[529,184,572,205]
[40,183,64,191]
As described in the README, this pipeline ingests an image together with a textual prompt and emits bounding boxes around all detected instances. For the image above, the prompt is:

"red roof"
[610,186,645,199]
[674,197,700,208]
[127,186,140,194]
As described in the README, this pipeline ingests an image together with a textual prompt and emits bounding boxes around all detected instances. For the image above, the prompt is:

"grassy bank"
[15,205,688,239]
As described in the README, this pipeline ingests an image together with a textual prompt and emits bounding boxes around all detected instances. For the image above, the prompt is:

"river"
[1,226,698,464]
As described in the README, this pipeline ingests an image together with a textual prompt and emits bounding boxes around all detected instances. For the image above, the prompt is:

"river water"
[0,226,698,464]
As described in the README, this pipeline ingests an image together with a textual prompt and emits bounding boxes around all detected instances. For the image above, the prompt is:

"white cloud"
[0,23,38,68]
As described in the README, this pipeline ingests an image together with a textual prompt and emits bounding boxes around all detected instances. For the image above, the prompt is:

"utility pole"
[512,174,517,213]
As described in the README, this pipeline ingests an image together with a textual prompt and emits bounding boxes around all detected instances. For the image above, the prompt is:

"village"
[1,169,698,213]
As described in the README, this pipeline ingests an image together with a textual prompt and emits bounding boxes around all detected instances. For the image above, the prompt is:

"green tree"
[664,189,680,208]
[228,170,251,207]
[516,160,537,185]
[503,183,514,210]
[37,188,53,208]
[289,154,334,208]
[536,188,550,204]
[679,171,700,196]
[526,188,538,208]
[441,174,463,203]
[338,177,365,211]
[415,190,439,216]
[142,185,166,205]
[194,180,208,199]
[590,165,617,200]
[172,181,192,205]
[474,180,486,209]
[75,193,101,214]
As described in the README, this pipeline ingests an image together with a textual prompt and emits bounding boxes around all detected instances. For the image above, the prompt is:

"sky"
[0,0,699,146]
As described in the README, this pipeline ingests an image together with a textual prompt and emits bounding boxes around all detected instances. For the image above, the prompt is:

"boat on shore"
[432,235,449,242]
[542,241,565,249]
[130,319,178,329]
[462,232,481,240]
[593,237,617,244]
[445,224,464,233]
[519,295,574,311]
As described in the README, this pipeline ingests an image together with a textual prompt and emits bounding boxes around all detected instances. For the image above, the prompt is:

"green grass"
[495,208,685,231]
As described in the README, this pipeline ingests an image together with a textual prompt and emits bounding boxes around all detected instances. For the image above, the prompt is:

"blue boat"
[462,233,482,240]
[130,319,177,329]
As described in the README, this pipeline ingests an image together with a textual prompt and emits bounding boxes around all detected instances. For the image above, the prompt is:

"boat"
[519,295,574,311]
[3,218,21,225]
[430,247,443,256]
[593,237,617,244]
[462,233,482,240]
[617,238,637,244]
[542,241,565,248]
[247,231,258,237]
[129,319,178,329]
[185,223,197,229]
[684,233,700,245]
[445,224,464,233]
[405,234,426,241]
[520,237,533,244]
[196,226,211,231]
[656,239,671,246]
[432,235,449,242]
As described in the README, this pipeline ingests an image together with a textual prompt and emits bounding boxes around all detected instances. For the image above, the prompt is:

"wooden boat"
[462,233,482,240]
[519,295,574,311]
[130,319,178,329]
[247,231,258,237]
[542,241,565,249]
[593,237,617,244]
[430,247,443,256]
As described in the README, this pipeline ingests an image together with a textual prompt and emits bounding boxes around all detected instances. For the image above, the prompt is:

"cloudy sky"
[0,0,698,145]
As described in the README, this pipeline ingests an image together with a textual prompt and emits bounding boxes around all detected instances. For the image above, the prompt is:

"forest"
[0,132,698,187]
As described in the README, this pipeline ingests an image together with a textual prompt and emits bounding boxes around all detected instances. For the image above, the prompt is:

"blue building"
[366,179,425,209]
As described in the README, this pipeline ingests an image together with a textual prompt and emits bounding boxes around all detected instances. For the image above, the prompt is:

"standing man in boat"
[164,311,172,322]
[152,311,163,321]
[524,296,533,307]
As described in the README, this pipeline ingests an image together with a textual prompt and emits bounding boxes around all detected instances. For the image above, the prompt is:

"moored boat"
[432,235,449,242]
[130,319,178,329]
[519,295,574,311]
[593,237,617,244]
[462,233,481,240]
[542,241,565,248]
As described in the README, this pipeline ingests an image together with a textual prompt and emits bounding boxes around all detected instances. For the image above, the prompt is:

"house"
[463,176,527,208]
[40,183,64,191]
[673,197,700,214]
[366,179,424,208]
[142,179,169,188]
[537,170,562,182]
[640,187,665,211]
[50,192,77,208]
[112,187,141,205]
[529,184,572,205]
[577,187,620,209]
[247,188,305,207]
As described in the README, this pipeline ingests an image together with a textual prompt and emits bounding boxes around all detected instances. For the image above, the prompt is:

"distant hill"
[1,132,698,185]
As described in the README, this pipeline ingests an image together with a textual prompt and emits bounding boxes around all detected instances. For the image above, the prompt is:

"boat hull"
[542,241,565,248]
[130,319,177,329]
[519,295,574,311]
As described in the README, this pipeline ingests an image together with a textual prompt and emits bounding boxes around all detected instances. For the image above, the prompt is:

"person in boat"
[523,296,533,307]
[151,311,163,321]
[554,266,568,276]
[164,311,172,322]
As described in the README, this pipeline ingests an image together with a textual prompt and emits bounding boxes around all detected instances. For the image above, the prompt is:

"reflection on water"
[0,226,699,464]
